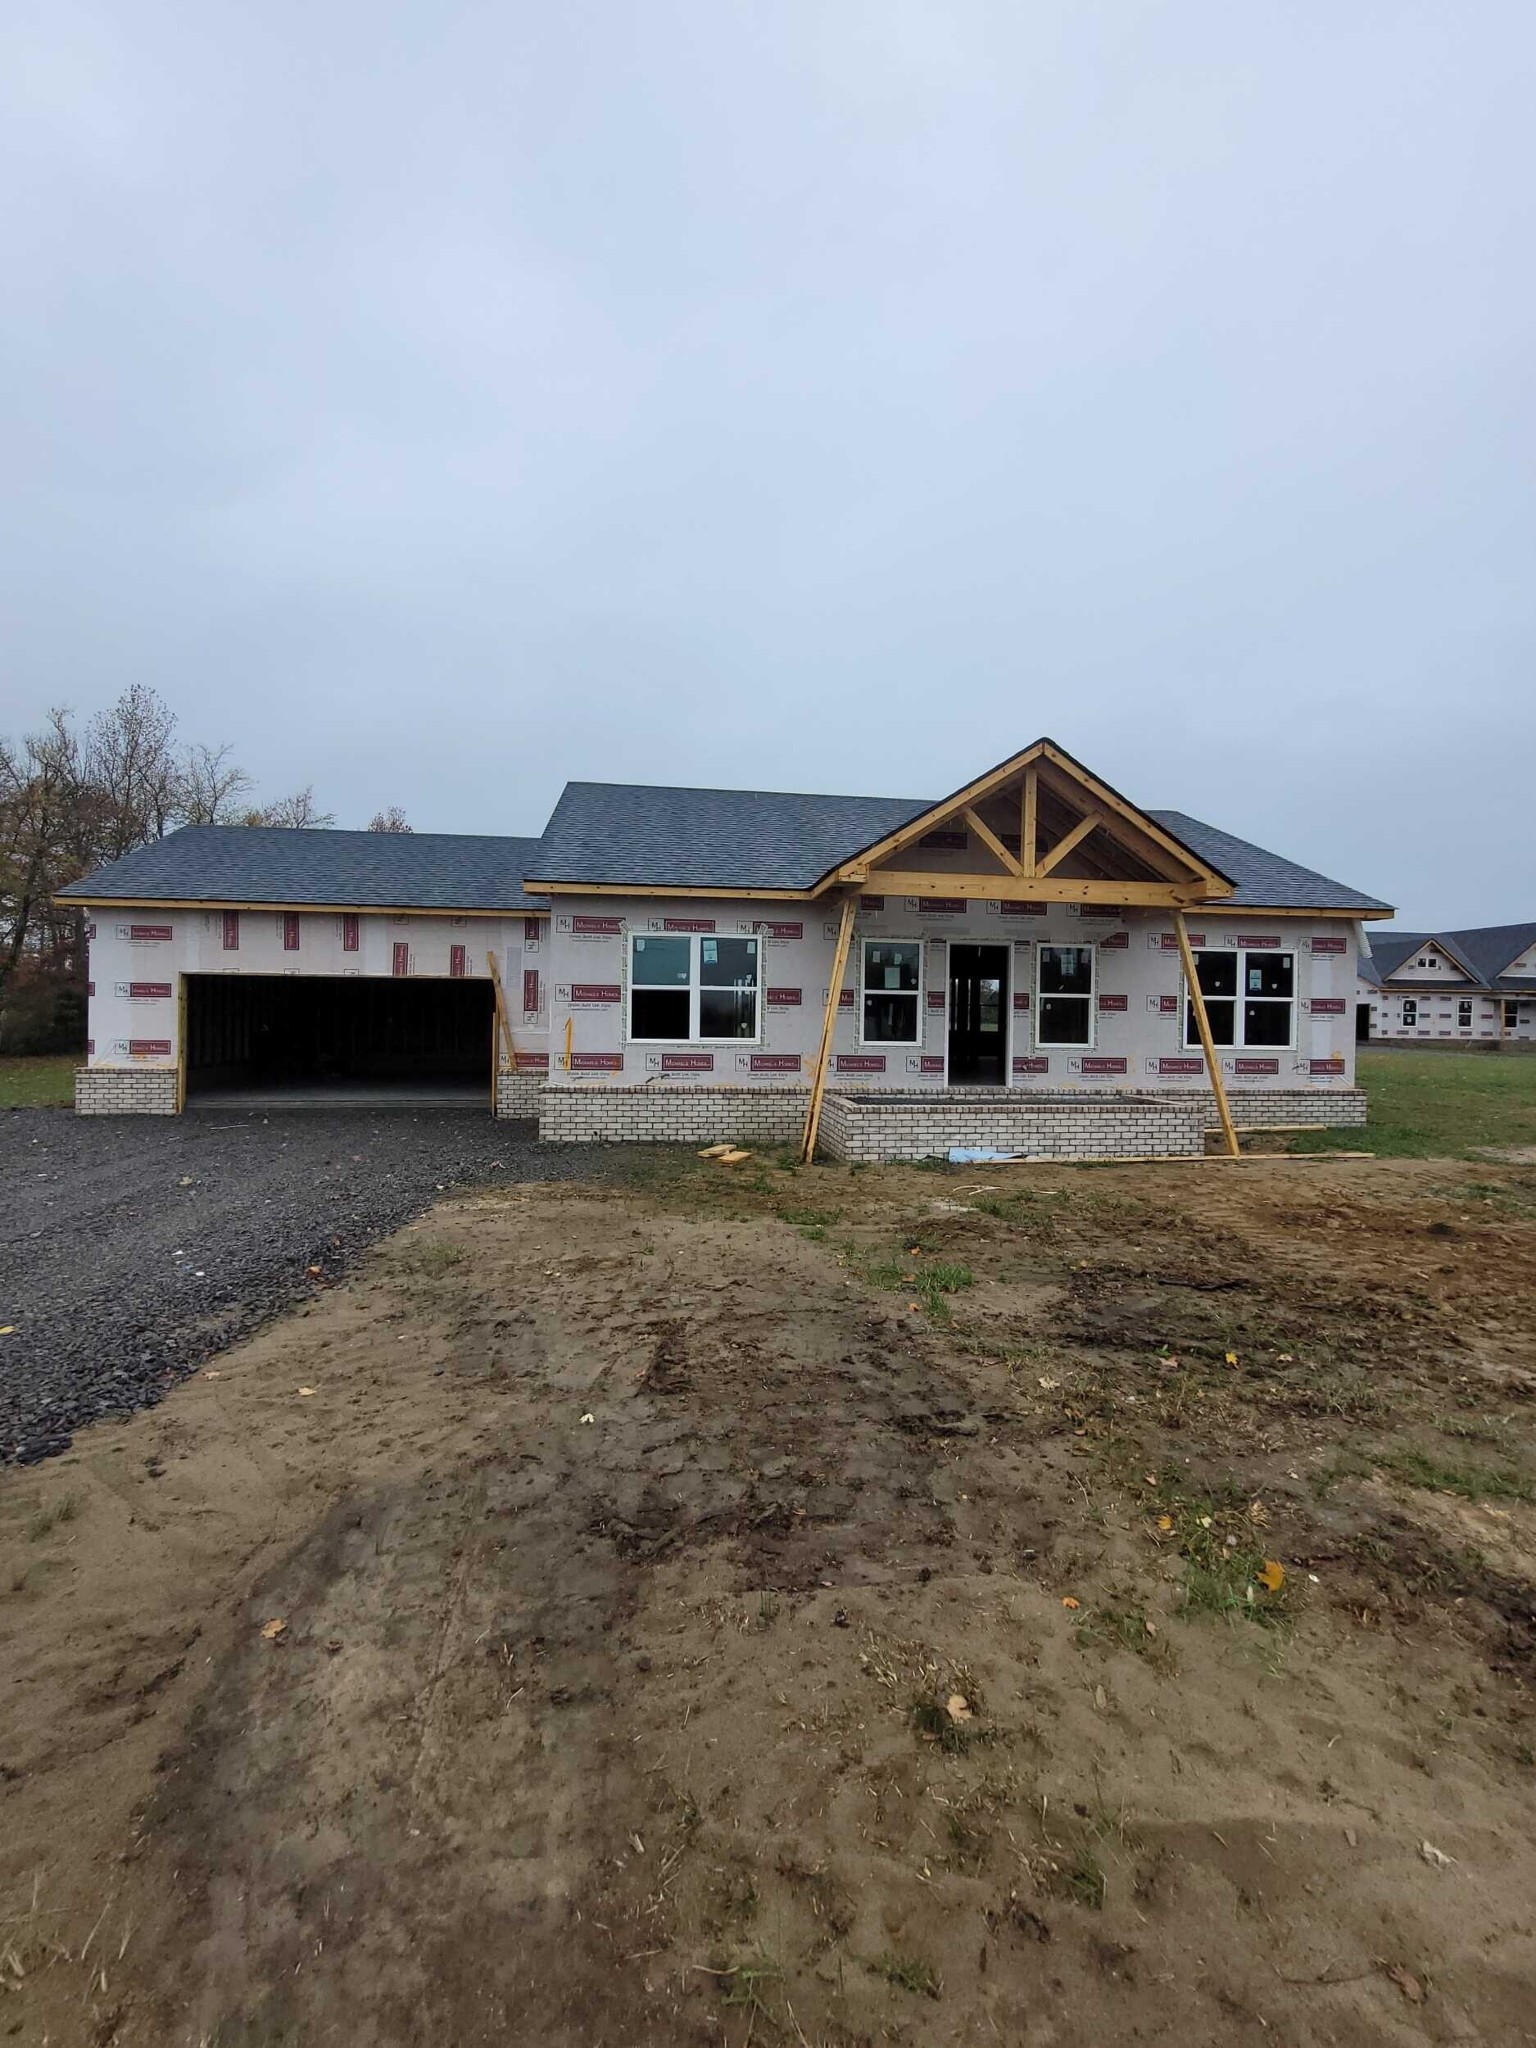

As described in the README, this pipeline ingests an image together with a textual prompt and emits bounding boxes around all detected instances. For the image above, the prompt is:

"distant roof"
[529,780,1392,911]
[1363,923,1536,991]
[59,825,549,913]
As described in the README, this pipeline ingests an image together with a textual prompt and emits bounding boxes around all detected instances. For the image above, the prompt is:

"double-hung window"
[1037,944,1094,1047]
[1402,998,1418,1028]
[1185,948,1294,1049]
[1457,999,1473,1029]
[629,933,759,1042]
[861,940,921,1044]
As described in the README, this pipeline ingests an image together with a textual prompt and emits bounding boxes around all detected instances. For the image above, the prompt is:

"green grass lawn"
[1294,1049,1536,1159]
[0,1054,79,1109]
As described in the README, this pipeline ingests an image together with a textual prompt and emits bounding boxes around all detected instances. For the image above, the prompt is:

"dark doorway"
[1356,1002,1373,1044]
[948,944,1009,1085]
[185,974,495,1105]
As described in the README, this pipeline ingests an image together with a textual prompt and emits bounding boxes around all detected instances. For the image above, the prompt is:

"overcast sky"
[3,3,1532,927]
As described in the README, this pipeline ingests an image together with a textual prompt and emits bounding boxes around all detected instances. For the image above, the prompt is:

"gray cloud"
[3,0,1532,924]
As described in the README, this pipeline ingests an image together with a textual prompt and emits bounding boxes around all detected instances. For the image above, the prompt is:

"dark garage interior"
[185,974,495,1106]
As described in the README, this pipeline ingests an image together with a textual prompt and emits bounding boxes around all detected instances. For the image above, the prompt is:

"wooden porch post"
[801,894,857,1164]
[1173,910,1240,1158]
[486,948,516,1106]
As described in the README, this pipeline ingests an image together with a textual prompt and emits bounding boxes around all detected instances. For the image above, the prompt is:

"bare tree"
[245,786,337,830]
[178,742,254,825]
[1,685,340,1046]
[367,806,413,833]
[82,683,182,858]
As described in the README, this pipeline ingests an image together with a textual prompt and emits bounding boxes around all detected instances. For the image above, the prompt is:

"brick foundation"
[819,1089,1209,1163]
[495,1069,543,1119]
[1223,1087,1367,1128]
[75,1066,180,1116]
[538,1084,808,1147]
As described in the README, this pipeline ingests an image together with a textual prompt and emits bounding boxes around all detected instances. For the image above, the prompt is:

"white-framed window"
[1504,1000,1518,1029]
[1184,948,1294,1050]
[1037,943,1095,1047]
[1457,999,1473,1028]
[628,932,759,1043]
[860,938,922,1045]
[1402,998,1418,1028]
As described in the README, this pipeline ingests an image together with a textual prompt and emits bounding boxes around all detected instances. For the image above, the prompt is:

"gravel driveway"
[0,1108,609,1466]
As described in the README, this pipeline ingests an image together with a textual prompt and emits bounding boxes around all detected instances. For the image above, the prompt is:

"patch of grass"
[1374,1446,1535,1505]
[716,1951,782,2013]
[1151,1488,1290,1628]
[1290,1050,1536,1160]
[392,1238,465,1277]
[842,1244,974,1319]
[0,1055,77,1108]
[1039,1842,1106,1911]
[27,1494,79,1542]
[1076,1600,1164,1660]
[909,1696,989,1753]
[868,1950,942,1998]
[778,1205,841,1227]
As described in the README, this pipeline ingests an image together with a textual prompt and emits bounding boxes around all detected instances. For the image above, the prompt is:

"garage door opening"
[185,974,495,1109]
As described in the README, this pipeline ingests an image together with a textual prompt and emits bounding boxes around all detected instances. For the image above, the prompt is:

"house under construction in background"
[59,738,1393,1162]
[1357,926,1536,1044]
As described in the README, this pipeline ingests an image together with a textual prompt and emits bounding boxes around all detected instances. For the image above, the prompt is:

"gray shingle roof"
[1363,923,1536,992]
[529,781,1392,911]
[1144,812,1393,914]
[528,782,934,892]
[59,825,549,913]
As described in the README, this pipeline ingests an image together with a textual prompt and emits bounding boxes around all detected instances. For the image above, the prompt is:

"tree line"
[1,685,409,1053]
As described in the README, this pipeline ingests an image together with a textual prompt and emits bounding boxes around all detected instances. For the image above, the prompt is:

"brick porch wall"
[818,1089,1208,1163]
[537,1084,807,1147]
[74,1066,179,1116]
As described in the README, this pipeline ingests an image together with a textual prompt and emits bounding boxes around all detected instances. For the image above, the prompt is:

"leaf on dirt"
[580,1412,595,1425]
[1144,1619,1158,1637]
[1093,1684,1107,1711]
[1420,1840,1455,1869]
[945,1693,973,1724]
[297,1387,318,1397]
[1257,1560,1285,1593]
[1156,1514,1173,1532]
[1224,1350,1239,1367]
[202,1369,222,1380]
[0,1326,15,1336]
[306,1265,323,1276]
[260,1618,287,1641]
[1383,1963,1424,2004]
[1039,1376,1060,1390]
[1061,1597,1080,1611]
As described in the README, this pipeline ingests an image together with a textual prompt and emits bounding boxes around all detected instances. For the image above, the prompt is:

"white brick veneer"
[538,1085,807,1146]
[75,1066,179,1116]
[819,1088,1207,1162]
[495,1070,544,1118]
[534,1081,1368,1157]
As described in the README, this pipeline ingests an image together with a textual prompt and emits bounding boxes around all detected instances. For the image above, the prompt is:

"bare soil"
[4,1150,1536,2046]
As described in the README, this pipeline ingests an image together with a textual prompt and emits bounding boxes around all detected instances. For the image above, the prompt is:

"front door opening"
[948,944,1008,1085]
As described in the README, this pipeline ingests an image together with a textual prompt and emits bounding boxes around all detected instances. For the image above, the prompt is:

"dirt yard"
[4,1148,1536,2046]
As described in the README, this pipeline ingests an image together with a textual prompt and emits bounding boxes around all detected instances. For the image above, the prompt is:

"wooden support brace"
[800,894,857,1163]
[486,948,518,1104]
[1036,809,1102,878]
[1173,910,1240,1158]
[962,805,1023,876]
[1021,766,1038,877]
